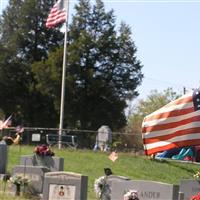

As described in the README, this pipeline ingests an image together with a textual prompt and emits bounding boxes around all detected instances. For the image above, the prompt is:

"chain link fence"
[0,127,143,152]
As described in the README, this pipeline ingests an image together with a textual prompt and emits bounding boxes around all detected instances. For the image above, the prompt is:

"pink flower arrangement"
[190,193,200,200]
[124,190,139,200]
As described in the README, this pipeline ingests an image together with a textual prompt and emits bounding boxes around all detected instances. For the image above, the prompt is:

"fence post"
[178,192,184,200]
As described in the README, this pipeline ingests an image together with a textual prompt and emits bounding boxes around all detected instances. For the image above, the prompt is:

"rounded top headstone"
[98,125,112,134]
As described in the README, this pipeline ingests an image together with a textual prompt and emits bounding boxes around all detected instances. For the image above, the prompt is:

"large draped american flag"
[46,0,67,28]
[142,88,200,155]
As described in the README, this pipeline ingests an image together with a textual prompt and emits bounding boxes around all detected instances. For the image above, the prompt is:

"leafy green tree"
[0,0,64,126]
[0,0,143,130]
[135,88,179,117]
[0,44,29,124]
[32,0,143,130]
[0,0,63,61]
[126,88,181,149]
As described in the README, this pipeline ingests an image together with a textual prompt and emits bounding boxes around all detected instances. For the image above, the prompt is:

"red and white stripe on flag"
[46,0,67,28]
[142,88,200,155]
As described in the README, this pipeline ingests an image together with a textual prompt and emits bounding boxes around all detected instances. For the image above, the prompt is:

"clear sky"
[1,0,200,101]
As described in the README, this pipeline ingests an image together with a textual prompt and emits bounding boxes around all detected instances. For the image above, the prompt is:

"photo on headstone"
[48,184,75,200]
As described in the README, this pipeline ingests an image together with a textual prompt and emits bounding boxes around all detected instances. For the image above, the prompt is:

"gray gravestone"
[96,125,112,151]
[0,144,7,174]
[43,171,88,200]
[107,176,179,200]
[20,155,64,171]
[12,165,50,194]
[107,175,131,183]
[179,179,200,200]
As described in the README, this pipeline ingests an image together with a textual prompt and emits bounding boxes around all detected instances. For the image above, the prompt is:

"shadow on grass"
[151,158,196,174]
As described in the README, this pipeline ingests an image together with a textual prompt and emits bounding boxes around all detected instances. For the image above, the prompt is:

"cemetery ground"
[1,145,200,199]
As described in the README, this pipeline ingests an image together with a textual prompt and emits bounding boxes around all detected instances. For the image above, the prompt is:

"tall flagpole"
[58,0,70,149]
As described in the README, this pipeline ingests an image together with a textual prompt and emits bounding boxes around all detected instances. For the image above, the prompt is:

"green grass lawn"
[1,145,200,199]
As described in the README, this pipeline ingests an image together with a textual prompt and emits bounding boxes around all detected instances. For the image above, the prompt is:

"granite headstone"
[43,171,88,200]
[95,125,112,151]
[107,176,179,200]
[0,144,7,174]
[20,155,64,172]
[12,165,50,194]
[179,179,200,200]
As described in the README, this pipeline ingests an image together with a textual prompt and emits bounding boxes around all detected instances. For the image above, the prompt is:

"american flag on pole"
[0,115,12,130]
[16,125,24,133]
[46,0,67,28]
[142,88,200,155]
[108,151,118,162]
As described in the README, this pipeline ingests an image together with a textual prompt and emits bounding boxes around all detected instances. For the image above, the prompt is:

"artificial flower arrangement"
[9,174,31,196]
[34,144,55,156]
[94,176,111,200]
[123,190,139,200]
[190,193,200,200]
[193,171,200,179]
[190,172,200,199]
[9,174,30,186]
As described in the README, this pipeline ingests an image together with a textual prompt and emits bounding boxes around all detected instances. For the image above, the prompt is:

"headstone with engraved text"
[43,171,88,200]
[107,176,179,200]
[179,179,200,200]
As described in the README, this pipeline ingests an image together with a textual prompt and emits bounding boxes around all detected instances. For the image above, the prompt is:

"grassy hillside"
[2,145,200,199]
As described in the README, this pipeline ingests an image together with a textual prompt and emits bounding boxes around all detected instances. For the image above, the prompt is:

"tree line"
[0,0,143,133]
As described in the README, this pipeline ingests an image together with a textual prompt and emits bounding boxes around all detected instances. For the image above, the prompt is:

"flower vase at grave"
[15,184,21,196]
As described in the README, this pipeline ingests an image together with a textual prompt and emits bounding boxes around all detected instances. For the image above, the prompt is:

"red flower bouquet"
[34,144,55,156]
